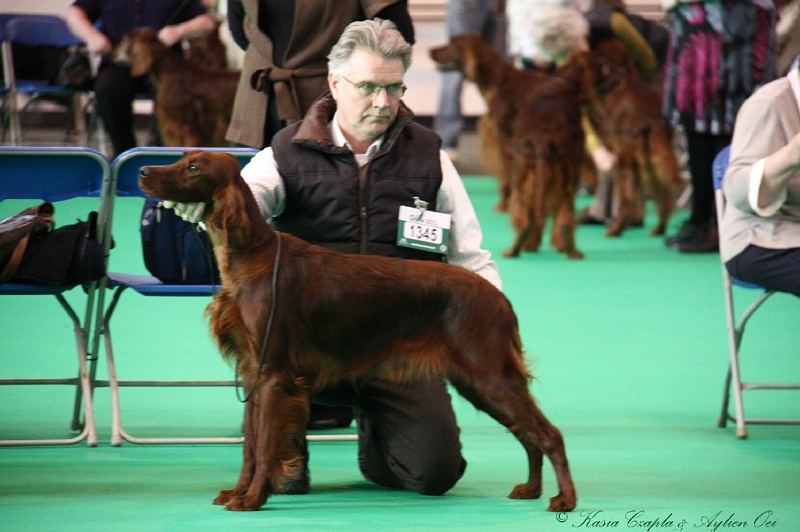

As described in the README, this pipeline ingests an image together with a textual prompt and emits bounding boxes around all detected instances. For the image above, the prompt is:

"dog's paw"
[547,493,577,512]
[508,482,542,500]
[224,495,262,512]
[213,489,235,505]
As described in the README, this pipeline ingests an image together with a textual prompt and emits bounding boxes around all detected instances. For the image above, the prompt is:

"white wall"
[3,1,72,15]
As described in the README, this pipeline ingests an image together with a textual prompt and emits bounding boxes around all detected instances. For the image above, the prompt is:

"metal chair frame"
[0,14,91,146]
[95,147,356,445]
[0,146,111,446]
[712,145,800,439]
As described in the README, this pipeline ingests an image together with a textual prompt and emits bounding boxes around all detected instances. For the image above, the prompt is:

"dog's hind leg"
[224,371,310,511]
[604,154,637,237]
[450,373,577,512]
[552,184,583,259]
[645,151,682,236]
[503,164,540,257]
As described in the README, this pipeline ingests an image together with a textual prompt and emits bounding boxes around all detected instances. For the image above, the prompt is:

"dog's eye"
[188,163,199,172]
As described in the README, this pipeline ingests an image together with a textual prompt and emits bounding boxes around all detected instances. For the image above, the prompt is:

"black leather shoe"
[674,225,718,253]
[665,221,707,248]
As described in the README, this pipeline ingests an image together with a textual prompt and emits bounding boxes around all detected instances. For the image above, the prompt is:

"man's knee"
[412,453,466,496]
[365,446,466,496]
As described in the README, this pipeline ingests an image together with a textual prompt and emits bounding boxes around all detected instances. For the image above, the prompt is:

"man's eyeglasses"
[341,76,406,99]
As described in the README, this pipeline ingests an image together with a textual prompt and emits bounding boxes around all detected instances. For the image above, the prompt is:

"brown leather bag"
[0,203,55,284]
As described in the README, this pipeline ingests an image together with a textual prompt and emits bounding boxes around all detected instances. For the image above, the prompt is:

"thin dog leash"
[236,232,281,403]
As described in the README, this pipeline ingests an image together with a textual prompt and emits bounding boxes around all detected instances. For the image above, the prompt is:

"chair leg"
[97,285,126,446]
[727,325,748,439]
[104,318,124,447]
[56,293,98,446]
[718,366,732,428]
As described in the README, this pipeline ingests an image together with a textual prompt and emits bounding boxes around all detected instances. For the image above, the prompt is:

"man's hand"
[157,24,185,48]
[163,201,206,223]
[85,32,112,54]
[592,145,617,173]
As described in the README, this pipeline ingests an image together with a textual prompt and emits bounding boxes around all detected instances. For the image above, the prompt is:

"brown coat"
[226,0,397,148]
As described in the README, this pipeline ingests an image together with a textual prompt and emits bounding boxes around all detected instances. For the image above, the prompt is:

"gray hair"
[327,18,413,77]
[530,7,589,63]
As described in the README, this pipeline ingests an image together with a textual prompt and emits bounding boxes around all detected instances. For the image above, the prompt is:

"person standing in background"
[434,0,506,163]
[577,0,664,225]
[225,0,414,149]
[661,0,777,253]
[506,0,585,71]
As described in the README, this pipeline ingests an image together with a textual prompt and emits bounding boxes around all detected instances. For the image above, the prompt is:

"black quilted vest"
[271,94,443,261]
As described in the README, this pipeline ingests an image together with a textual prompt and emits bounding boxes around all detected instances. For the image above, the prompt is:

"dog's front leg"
[214,393,257,506]
[224,371,310,511]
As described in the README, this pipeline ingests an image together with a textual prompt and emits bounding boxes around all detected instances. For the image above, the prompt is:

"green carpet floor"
[1,176,798,531]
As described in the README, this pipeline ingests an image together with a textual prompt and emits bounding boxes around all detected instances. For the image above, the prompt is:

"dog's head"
[112,27,163,76]
[587,40,637,94]
[139,151,241,206]
[140,151,257,248]
[429,34,496,83]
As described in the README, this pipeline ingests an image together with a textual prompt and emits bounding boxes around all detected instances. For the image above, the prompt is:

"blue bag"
[140,200,220,285]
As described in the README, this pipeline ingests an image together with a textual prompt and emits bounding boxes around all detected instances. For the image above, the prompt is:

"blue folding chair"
[0,13,20,141]
[1,14,90,145]
[712,146,800,439]
[96,147,258,445]
[0,146,111,446]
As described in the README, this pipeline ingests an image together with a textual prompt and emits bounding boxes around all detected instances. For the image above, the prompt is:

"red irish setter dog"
[586,40,684,237]
[502,51,599,259]
[430,34,550,212]
[137,151,576,513]
[113,27,239,147]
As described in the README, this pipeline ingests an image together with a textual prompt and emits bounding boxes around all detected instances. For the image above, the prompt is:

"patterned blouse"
[662,0,778,135]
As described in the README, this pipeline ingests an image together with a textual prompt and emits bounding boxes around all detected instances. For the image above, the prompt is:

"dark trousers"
[94,63,154,157]
[315,379,466,495]
[725,244,800,297]
[684,130,732,226]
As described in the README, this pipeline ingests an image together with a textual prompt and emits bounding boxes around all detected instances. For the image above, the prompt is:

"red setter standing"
[430,34,550,212]
[586,40,684,237]
[113,27,239,147]
[137,151,577,514]
[502,51,598,259]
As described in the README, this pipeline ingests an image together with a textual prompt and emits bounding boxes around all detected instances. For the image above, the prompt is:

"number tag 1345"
[396,205,451,255]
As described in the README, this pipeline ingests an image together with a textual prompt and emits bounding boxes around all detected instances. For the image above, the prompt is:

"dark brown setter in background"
[587,40,685,237]
[113,27,239,147]
[137,151,577,514]
[430,34,550,212]
[503,51,599,259]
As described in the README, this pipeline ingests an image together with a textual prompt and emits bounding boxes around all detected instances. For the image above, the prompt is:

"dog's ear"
[213,180,251,250]
[128,40,154,77]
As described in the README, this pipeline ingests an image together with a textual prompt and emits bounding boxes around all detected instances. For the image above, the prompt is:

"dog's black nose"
[139,167,150,179]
